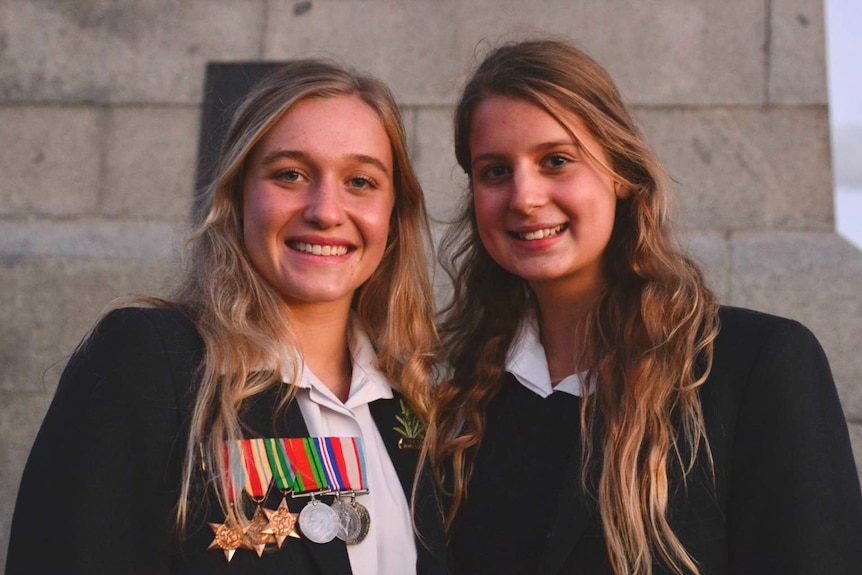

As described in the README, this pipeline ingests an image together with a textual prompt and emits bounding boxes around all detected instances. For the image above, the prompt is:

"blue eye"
[545,155,569,168]
[349,176,373,189]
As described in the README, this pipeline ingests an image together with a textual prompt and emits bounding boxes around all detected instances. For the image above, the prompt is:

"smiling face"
[469,95,620,301]
[242,94,395,311]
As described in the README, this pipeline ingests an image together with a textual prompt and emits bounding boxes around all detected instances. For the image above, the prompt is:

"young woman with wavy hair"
[9,60,444,575]
[427,40,862,575]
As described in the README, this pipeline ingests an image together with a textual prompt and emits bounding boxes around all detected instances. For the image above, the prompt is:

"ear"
[614,181,631,199]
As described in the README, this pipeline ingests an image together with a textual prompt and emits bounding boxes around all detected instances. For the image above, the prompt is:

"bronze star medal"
[207,520,245,562]
[243,506,277,556]
[262,498,300,547]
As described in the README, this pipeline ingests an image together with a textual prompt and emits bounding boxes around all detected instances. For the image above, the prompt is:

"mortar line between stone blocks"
[0,215,189,225]
[763,0,772,105]
[629,103,828,113]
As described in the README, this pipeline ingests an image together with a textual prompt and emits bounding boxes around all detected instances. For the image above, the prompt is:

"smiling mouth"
[511,224,567,241]
[289,242,350,257]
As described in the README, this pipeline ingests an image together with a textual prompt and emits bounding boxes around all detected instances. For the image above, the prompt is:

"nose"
[508,168,547,214]
[304,177,346,228]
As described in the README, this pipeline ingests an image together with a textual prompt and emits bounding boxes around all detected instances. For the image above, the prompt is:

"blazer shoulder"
[702,306,831,424]
[718,305,811,336]
[713,312,862,573]
[714,305,822,361]
[7,309,203,574]
[92,305,201,349]
[57,305,204,412]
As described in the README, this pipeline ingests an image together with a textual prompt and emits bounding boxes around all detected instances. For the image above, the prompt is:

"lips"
[288,241,350,256]
[510,223,567,241]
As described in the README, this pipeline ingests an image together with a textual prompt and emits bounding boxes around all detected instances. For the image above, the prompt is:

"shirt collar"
[281,314,394,410]
[506,312,588,398]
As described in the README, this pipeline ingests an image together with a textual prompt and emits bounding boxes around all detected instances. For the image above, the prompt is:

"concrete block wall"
[2,0,859,570]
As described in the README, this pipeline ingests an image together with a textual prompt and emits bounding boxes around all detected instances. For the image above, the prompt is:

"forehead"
[252,94,393,168]
[469,95,605,157]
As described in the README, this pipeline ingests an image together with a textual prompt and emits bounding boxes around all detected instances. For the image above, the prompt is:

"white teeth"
[293,242,349,256]
[519,224,564,241]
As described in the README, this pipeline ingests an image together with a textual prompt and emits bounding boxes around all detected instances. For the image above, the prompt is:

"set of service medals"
[204,437,371,562]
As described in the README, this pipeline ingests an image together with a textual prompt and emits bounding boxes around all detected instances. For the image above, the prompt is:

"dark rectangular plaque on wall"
[193,62,286,222]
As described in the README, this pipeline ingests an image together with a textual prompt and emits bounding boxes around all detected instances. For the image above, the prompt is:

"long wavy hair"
[426,40,719,575]
[159,60,437,533]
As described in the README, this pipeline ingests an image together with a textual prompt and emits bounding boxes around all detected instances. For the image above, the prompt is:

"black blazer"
[452,307,862,575]
[7,307,445,575]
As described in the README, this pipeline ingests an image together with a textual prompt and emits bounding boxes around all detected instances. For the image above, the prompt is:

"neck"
[285,300,353,402]
[531,281,601,383]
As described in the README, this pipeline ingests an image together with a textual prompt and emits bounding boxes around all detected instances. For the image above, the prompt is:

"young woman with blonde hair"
[9,59,444,575]
[428,39,862,575]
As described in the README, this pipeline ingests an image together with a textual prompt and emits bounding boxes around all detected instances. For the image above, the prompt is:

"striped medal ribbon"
[265,437,370,545]
[312,437,371,544]
[261,438,301,548]
[203,436,371,553]
[234,439,276,556]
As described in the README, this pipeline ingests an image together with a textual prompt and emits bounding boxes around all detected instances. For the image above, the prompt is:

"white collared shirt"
[506,313,589,398]
[283,318,417,575]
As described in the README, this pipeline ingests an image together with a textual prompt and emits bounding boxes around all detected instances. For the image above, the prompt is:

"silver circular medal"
[345,500,371,545]
[298,500,340,544]
[331,498,362,542]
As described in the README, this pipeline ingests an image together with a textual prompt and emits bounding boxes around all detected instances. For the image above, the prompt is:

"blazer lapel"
[370,395,447,575]
[370,395,417,494]
[537,422,603,575]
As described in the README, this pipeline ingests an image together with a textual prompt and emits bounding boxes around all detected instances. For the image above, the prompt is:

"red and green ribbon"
[264,437,298,492]
[206,436,366,496]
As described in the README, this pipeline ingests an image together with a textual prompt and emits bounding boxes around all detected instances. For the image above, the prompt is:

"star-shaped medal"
[208,520,245,562]
[242,506,277,557]
[262,498,300,547]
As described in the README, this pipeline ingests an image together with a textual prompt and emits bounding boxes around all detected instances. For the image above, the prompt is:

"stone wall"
[2,0,860,570]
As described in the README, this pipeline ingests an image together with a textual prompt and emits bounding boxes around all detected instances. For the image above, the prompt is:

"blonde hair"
[164,60,437,533]
[427,40,719,575]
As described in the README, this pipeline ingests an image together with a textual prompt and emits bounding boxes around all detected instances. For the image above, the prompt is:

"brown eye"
[274,169,303,182]
[482,165,511,179]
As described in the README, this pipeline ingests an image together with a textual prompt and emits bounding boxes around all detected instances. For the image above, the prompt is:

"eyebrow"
[471,140,578,166]
[260,149,391,175]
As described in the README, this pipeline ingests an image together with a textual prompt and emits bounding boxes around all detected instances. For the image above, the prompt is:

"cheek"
[577,174,618,229]
[472,195,506,260]
[241,187,284,269]
[242,195,267,246]
[242,214,268,275]
[472,189,499,235]
[361,197,396,250]
[597,190,619,234]
[241,191,258,246]
[245,185,293,231]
